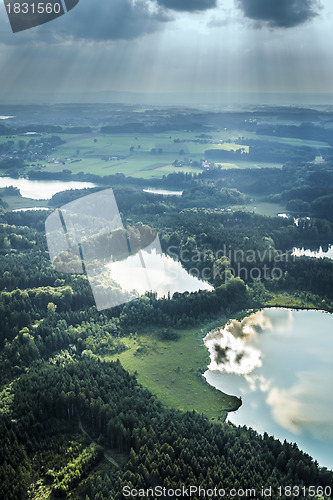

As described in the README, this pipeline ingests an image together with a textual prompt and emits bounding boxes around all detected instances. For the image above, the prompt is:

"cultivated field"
[2,126,328,180]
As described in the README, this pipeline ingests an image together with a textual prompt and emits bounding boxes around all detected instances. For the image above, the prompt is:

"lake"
[204,308,333,470]
[143,188,183,196]
[106,248,213,298]
[12,207,49,212]
[276,214,333,259]
[0,176,95,200]
[292,244,333,260]
[278,213,312,227]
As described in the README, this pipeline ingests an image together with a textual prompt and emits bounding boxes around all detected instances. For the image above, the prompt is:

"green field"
[0,190,49,210]
[40,132,205,178]
[244,131,330,149]
[244,195,286,216]
[222,160,282,170]
[2,127,324,180]
[0,135,36,146]
[103,318,242,421]
[265,291,331,311]
[14,130,251,179]
[33,131,282,178]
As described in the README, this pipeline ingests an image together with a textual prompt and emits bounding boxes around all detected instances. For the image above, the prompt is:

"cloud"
[236,0,321,28]
[208,14,234,28]
[0,0,172,43]
[60,0,171,41]
[204,327,262,375]
[157,0,217,12]
[0,0,218,44]
[266,370,333,441]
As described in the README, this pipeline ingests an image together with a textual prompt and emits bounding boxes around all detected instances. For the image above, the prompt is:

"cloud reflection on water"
[205,326,262,375]
[267,370,333,441]
[204,308,333,469]
[106,248,213,298]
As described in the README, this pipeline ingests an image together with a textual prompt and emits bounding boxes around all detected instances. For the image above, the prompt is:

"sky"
[0,0,333,104]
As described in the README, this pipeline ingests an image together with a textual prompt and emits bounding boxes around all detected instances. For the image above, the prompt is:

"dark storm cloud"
[62,0,170,41]
[0,0,171,43]
[157,0,216,12]
[0,0,218,45]
[236,0,321,28]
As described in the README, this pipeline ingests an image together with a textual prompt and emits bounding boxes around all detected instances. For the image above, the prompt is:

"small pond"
[106,248,213,298]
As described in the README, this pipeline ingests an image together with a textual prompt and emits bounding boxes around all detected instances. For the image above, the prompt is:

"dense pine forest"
[2,357,332,499]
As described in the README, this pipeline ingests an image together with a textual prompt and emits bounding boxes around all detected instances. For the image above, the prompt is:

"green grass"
[264,292,329,311]
[27,130,273,180]
[215,162,240,169]
[244,196,286,217]
[0,128,294,181]
[245,131,330,149]
[207,142,249,153]
[103,318,241,420]
[215,161,282,170]
[0,135,36,146]
[231,194,286,217]
[214,160,282,170]
[41,132,208,178]
[53,132,209,158]
[0,191,49,210]
[3,127,319,181]
[147,162,203,178]
[236,160,282,169]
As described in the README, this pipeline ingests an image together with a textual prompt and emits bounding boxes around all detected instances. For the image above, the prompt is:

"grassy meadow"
[103,317,242,421]
[20,130,272,179]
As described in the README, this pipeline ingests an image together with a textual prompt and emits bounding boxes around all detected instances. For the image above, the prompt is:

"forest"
[2,357,332,500]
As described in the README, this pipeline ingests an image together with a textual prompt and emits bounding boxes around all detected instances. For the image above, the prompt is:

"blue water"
[204,308,333,470]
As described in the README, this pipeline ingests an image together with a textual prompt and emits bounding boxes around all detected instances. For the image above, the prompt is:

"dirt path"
[75,406,120,468]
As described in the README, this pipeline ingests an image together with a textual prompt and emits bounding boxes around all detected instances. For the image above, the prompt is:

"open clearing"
[103,317,241,420]
[243,196,286,217]
[0,190,49,210]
